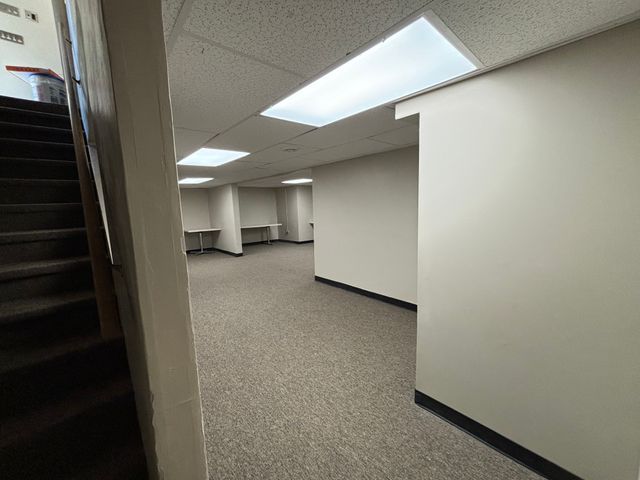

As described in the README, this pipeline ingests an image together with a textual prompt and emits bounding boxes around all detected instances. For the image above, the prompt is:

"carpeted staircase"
[0,95,148,479]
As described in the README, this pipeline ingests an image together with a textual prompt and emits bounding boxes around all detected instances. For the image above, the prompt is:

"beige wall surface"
[295,186,314,242]
[208,184,242,255]
[397,21,640,480]
[238,187,279,244]
[313,147,418,304]
[180,189,212,250]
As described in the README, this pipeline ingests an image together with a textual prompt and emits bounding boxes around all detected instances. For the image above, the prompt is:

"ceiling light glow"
[282,178,313,184]
[178,148,249,167]
[261,15,477,127]
[179,177,214,185]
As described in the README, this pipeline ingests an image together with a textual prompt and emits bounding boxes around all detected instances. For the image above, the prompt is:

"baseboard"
[414,391,583,480]
[277,239,314,244]
[186,247,242,257]
[314,276,417,311]
[242,240,271,246]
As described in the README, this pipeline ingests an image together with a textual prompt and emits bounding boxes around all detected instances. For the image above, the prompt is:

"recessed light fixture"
[261,14,478,127]
[179,177,214,185]
[282,178,313,184]
[178,148,249,167]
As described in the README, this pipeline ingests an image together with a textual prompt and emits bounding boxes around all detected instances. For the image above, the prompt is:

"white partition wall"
[397,21,640,480]
[238,187,279,244]
[313,147,418,305]
[276,186,314,243]
[208,184,242,255]
[180,189,212,251]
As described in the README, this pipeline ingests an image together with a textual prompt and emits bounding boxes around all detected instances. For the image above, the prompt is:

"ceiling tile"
[301,138,398,163]
[173,127,214,160]
[162,0,184,39]
[206,116,314,152]
[262,156,325,173]
[431,0,640,66]
[183,0,429,77]
[242,143,320,164]
[167,35,303,132]
[369,125,419,146]
[289,107,408,148]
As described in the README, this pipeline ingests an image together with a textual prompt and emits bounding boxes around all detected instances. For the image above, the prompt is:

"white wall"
[0,0,63,99]
[238,187,279,244]
[208,184,242,255]
[313,147,418,304]
[275,186,314,243]
[180,189,213,251]
[397,21,640,480]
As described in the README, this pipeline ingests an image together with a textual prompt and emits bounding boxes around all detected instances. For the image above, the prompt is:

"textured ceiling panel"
[173,127,214,160]
[262,156,327,174]
[168,35,302,132]
[242,143,320,164]
[289,107,408,148]
[431,0,640,66]
[206,116,314,153]
[369,125,419,146]
[184,0,429,76]
[162,0,184,39]
[301,138,398,163]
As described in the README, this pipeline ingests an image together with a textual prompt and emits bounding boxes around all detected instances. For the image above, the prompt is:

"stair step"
[70,434,148,480]
[0,376,141,480]
[0,137,75,160]
[0,256,92,301]
[0,106,71,129]
[0,178,80,203]
[0,335,128,417]
[0,203,84,232]
[0,121,73,143]
[0,227,88,266]
[0,291,97,347]
[0,95,69,116]
[0,157,79,180]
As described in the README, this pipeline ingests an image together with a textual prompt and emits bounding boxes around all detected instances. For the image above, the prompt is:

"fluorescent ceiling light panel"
[178,148,249,167]
[179,177,214,184]
[282,178,313,184]
[261,16,477,127]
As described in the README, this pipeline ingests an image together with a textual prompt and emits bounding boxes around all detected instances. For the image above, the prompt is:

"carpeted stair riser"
[0,267,93,302]
[0,302,98,348]
[0,107,70,129]
[0,122,73,143]
[0,158,79,180]
[0,204,84,232]
[0,138,75,160]
[0,179,80,204]
[0,388,139,480]
[0,338,129,417]
[0,231,89,264]
[0,95,69,115]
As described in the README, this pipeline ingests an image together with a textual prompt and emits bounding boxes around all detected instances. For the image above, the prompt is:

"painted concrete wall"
[0,0,63,99]
[238,187,279,244]
[208,184,242,255]
[397,21,640,480]
[313,147,418,304]
[180,189,213,251]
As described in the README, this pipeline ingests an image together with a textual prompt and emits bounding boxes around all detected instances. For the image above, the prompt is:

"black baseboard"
[186,247,242,257]
[414,391,583,480]
[277,239,314,244]
[314,276,417,311]
[242,240,271,246]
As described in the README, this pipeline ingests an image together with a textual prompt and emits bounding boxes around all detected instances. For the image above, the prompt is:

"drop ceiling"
[164,0,640,189]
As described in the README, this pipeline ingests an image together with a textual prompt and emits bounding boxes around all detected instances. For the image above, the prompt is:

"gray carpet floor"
[187,243,542,480]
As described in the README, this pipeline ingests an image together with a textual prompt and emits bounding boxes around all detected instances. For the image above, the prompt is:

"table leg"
[266,226,272,245]
[198,232,204,254]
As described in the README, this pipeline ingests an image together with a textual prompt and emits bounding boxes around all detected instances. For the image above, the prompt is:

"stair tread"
[0,226,86,244]
[0,374,133,447]
[70,434,146,480]
[0,156,77,165]
[0,136,74,147]
[0,202,82,212]
[0,105,70,121]
[0,290,95,325]
[0,95,69,115]
[0,255,90,282]
[0,333,115,376]
[0,177,79,185]
[0,120,72,133]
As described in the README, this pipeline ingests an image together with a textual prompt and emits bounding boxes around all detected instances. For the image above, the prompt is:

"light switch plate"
[0,1,19,17]
[25,9,38,22]
[0,29,24,44]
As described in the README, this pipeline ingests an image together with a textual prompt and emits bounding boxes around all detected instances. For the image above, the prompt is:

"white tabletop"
[241,223,282,229]
[184,228,222,233]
